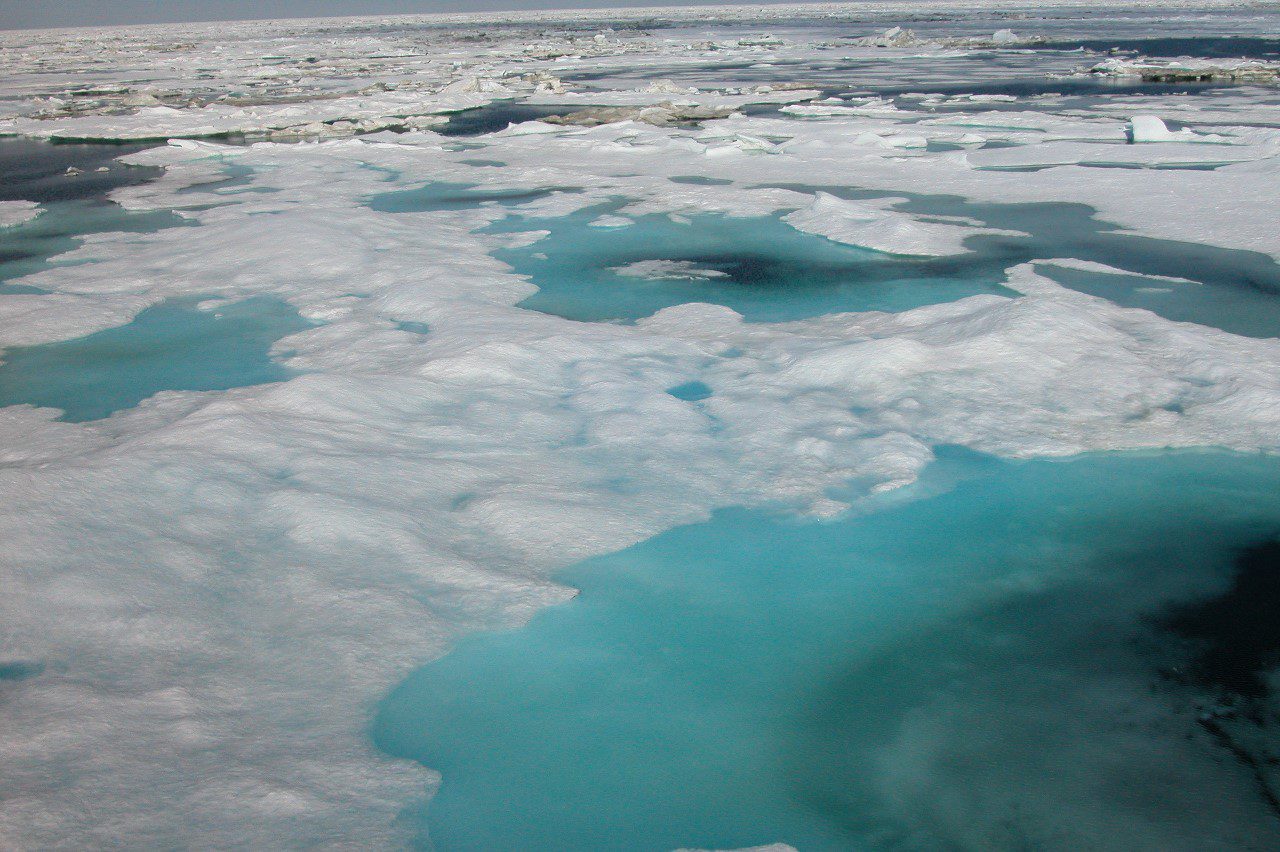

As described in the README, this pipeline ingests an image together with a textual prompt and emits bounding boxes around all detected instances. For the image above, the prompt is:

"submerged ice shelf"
[377,448,1280,851]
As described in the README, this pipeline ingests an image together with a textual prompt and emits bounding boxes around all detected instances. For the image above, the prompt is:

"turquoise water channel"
[376,448,1280,850]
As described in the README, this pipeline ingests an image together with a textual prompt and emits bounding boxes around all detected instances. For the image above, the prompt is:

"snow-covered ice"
[783,192,982,256]
[0,200,41,227]
[1128,114,1189,142]
[613,260,731,280]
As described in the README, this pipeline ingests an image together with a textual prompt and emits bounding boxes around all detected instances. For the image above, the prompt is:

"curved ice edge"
[0,200,42,228]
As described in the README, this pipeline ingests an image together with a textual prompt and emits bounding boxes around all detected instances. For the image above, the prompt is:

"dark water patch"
[885,78,1235,98]
[1078,161,1228,171]
[368,181,582,213]
[396,320,431,335]
[0,137,161,204]
[0,138,187,290]
[1161,541,1280,702]
[925,139,977,152]
[459,158,507,167]
[738,101,792,119]
[571,64,1233,105]
[1153,539,1280,821]
[436,102,593,137]
[975,161,1231,173]
[0,296,313,422]
[972,163,1054,171]
[669,175,734,185]
[1034,37,1280,60]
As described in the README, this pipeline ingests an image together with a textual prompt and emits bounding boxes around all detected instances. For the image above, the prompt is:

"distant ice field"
[1,2,1280,849]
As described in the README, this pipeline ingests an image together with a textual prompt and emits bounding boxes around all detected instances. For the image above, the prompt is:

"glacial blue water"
[490,209,1014,323]
[0,296,312,421]
[666,380,713,401]
[376,448,1280,850]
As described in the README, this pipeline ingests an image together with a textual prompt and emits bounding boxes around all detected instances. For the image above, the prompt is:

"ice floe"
[612,260,731,280]
[0,200,41,228]
[783,192,982,256]
[1090,55,1280,83]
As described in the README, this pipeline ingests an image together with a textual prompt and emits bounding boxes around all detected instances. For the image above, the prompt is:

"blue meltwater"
[375,448,1280,850]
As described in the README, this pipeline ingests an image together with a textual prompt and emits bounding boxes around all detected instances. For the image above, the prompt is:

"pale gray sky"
[0,0,779,30]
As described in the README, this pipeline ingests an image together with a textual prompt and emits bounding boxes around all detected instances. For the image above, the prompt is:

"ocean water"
[0,138,159,204]
[437,103,596,137]
[0,296,311,421]
[1031,36,1280,59]
[376,448,1280,850]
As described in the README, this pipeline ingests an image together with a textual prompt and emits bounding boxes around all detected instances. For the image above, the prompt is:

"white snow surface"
[0,200,41,227]
[613,260,731,279]
[1128,115,1187,143]
[783,192,982,256]
[1,2,1280,848]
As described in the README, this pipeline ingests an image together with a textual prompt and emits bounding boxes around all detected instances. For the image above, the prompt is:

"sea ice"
[613,260,730,280]
[783,193,978,256]
[1128,114,1185,143]
[0,3,1279,848]
[0,200,41,228]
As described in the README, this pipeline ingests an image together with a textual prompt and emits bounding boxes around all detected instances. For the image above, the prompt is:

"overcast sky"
[0,0,779,30]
